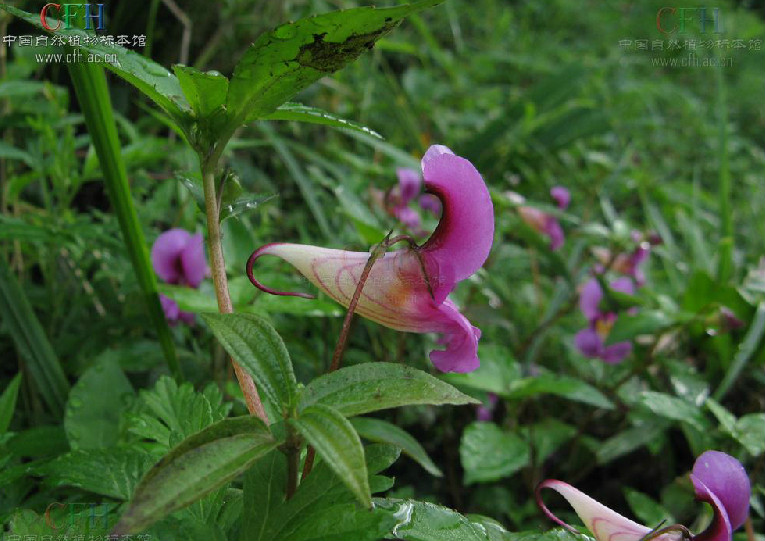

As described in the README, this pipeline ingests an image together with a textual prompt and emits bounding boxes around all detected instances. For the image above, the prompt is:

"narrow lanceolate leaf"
[112,417,278,536]
[351,417,442,477]
[0,260,69,413]
[225,0,442,130]
[299,363,478,417]
[0,373,22,434]
[713,301,765,401]
[202,313,297,413]
[0,5,189,120]
[66,57,181,380]
[264,103,382,138]
[290,404,370,508]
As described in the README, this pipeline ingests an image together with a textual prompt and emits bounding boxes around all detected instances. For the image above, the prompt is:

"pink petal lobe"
[580,279,603,321]
[428,298,480,373]
[690,475,733,541]
[180,232,208,288]
[551,186,571,210]
[152,229,192,284]
[575,327,603,357]
[537,480,674,541]
[420,145,494,282]
[396,167,421,204]
[691,451,750,531]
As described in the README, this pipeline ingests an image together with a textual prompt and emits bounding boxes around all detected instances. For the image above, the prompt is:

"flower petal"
[580,279,603,321]
[690,475,733,541]
[420,145,494,282]
[419,193,442,216]
[610,276,636,296]
[394,206,422,231]
[574,327,603,358]
[159,294,180,324]
[151,229,192,284]
[180,232,208,288]
[537,480,659,541]
[397,167,421,204]
[544,217,565,251]
[692,451,750,531]
[551,186,571,210]
[600,341,632,363]
[249,243,480,372]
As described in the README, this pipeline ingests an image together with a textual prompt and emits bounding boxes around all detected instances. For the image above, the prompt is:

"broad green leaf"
[299,363,478,417]
[374,498,514,541]
[1,5,190,119]
[624,488,675,527]
[244,444,399,541]
[42,447,156,500]
[460,422,529,484]
[113,416,278,535]
[639,392,707,432]
[0,373,22,435]
[64,356,133,450]
[734,413,765,456]
[705,398,737,435]
[0,258,69,413]
[504,374,614,410]
[522,419,576,464]
[127,376,231,449]
[264,103,382,138]
[202,313,297,413]
[290,404,370,508]
[605,311,675,345]
[442,345,520,395]
[351,417,442,477]
[225,0,442,128]
[596,418,669,465]
[174,65,229,120]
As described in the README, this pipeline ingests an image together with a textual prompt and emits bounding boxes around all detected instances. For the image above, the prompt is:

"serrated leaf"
[351,417,442,477]
[504,374,614,410]
[225,0,442,129]
[202,313,297,413]
[0,373,22,435]
[113,416,278,535]
[265,103,381,138]
[42,447,156,500]
[1,5,189,120]
[460,422,529,484]
[291,404,370,508]
[300,363,478,417]
[64,356,133,450]
[127,376,231,449]
[374,498,514,541]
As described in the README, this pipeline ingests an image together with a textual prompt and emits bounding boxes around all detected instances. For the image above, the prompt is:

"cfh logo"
[656,7,723,35]
[40,3,105,31]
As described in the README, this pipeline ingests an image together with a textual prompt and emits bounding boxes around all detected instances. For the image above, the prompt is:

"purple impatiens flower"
[151,228,208,325]
[537,450,750,541]
[574,277,634,363]
[247,145,494,373]
[518,186,570,251]
[385,167,443,231]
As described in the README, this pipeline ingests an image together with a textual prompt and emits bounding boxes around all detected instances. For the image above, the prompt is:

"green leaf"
[639,392,707,432]
[243,444,399,541]
[264,103,382,138]
[42,447,156,500]
[442,345,521,395]
[174,65,229,120]
[0,141,35,167]
[460,422,529,485]
[624,488,675,527]
[0,5,189,120]
[522,419,576,464]
[374,498,514,541]
[225,0,442,129]
[113,416,278,535]
[300,363,478,417]
[596,419,669,465]
[734,413,765,456]
[127,376,231,449]
[65,52,180,379]
[714,302,765,400]
[64,356,133,450]
[350,417,442,477]
[605,311,675,345]
[0,373,22,435]
[0,259,69,413]
[291,404,370,508]
[202,313,297,413]
[504,374,614,410]
[705,398,738,435]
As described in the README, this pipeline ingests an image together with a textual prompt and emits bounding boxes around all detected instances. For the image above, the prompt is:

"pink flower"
[574,277,634,363]
[518,186,570,251]
[537,451,750,541]
[247,145,494,373]
[151,228,208,325]
[476,392,498,421]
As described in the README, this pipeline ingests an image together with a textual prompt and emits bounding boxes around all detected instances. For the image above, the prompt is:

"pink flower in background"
[476,393,498,421]
[518,186,570,250]
[537,450,750,541]
[574,277,634,363]
[247,145,494,373]
[378,167,443,232]
[594,231,660,286]
[151,228,208,325]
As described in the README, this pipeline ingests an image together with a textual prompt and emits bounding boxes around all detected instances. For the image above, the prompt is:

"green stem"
[201,159,268,423]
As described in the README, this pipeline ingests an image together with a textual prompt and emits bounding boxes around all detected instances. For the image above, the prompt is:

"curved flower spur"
[536,450,751,541]
[246,145,494,373]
